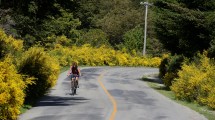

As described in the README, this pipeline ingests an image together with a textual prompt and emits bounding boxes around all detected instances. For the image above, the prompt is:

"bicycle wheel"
[71,79,75,95]
[74,81,77,94]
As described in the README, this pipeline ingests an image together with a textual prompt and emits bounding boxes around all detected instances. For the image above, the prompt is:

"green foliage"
[154,0,213,57]
[122,25,144,52]
[119,24,166,56]
[177,0,215,11]
[8,1,81,48]
[43,5,81,38]
[208,39,215,58]
[96,0,143,46]
[35,6,81,47]
[1,0,165,56]
[0,9,17,36]
[159,54,186,88]
[207,13,215,58]
[0,57,25,120]
[146,38,167,57]
[13,14,38,47]
[171,52,215,109]
[18,47,60,103]
[78,29,109,47]
[159,57,168,78]
[40,34,73,49]
[73,0,100,29]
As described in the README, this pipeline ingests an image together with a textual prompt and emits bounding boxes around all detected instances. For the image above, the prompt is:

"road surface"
[19,67,207,120]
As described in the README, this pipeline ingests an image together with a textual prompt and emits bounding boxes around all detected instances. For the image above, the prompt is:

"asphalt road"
[19,67,207,120]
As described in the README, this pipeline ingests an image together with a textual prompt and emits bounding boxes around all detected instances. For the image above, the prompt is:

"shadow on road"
[29,113,103,120]
[36,96,89,107]
[142,76,163,84]
[109,89,157,106]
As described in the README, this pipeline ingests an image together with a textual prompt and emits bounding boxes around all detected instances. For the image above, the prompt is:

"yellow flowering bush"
[49,44,161,67]
[147,57,162,67]
[171,63,201,100]
[163,72,177,88]
[208,88,215,109]
[116,52,129,66]
[0,29,23,58]
[0,57,25,120]
[171,53,215,109]
[18,47,60,103]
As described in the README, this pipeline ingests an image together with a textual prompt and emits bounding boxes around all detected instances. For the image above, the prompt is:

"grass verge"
[142,75,215,120]
[20,105,32,114]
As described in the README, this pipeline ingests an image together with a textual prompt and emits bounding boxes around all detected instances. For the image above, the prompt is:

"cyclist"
[67,62,81,92]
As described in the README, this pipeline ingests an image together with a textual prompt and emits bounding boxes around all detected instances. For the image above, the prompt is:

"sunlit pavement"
[19,67,207,120]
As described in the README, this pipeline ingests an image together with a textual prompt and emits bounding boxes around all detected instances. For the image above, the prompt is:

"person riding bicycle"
[67,62,81,90]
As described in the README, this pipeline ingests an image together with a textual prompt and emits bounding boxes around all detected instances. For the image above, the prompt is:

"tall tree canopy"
[154,0,215,57]
[0,0,80,47]
[74,0,144,46]
[0,0,165,56]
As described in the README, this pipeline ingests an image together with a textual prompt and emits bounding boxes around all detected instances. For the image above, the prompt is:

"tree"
[121,25,143,52]
[1,0,81,48]
[78,29,109,47]
[73,0,100,29]
[207,13,215,57]
[154,0,214,57]
[177,0,215,11]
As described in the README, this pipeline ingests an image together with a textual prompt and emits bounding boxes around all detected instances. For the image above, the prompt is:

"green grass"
[142,75,215,120]
[20,104,32,114]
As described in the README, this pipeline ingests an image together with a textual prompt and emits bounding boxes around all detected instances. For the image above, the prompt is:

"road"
[19,67,207,120]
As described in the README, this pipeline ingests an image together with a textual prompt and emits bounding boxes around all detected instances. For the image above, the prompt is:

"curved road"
[19,67,207,120]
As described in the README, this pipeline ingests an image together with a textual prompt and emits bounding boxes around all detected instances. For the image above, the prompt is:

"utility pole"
[140,1,152,56]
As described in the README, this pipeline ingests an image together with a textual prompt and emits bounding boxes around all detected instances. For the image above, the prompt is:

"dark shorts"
[71,74,79,79]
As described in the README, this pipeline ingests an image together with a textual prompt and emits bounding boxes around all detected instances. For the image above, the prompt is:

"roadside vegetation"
[0,29,161,120]
[142,75,215,120]
[1,0,215,119]
[49,43,162,67]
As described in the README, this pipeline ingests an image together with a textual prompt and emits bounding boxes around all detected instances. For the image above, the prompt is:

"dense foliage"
[49,44,162,67]
[159,55,185,88]
[0,29,60,119]
[18,47,60,103]
[154,0,215,57]
[0,0,165,56]
[0,57,25,120]
[0,28,162,119]
[171,53,215,109]
[1,0,215,118]
[155,1,215,109]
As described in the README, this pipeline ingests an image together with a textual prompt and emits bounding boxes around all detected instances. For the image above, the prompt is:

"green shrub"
[18,47,60,103]
[159,55,185,88]
[159,57,168,78]
[0,57,25,120]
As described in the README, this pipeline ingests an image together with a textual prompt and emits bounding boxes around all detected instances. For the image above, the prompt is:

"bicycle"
[71,75,78,95]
